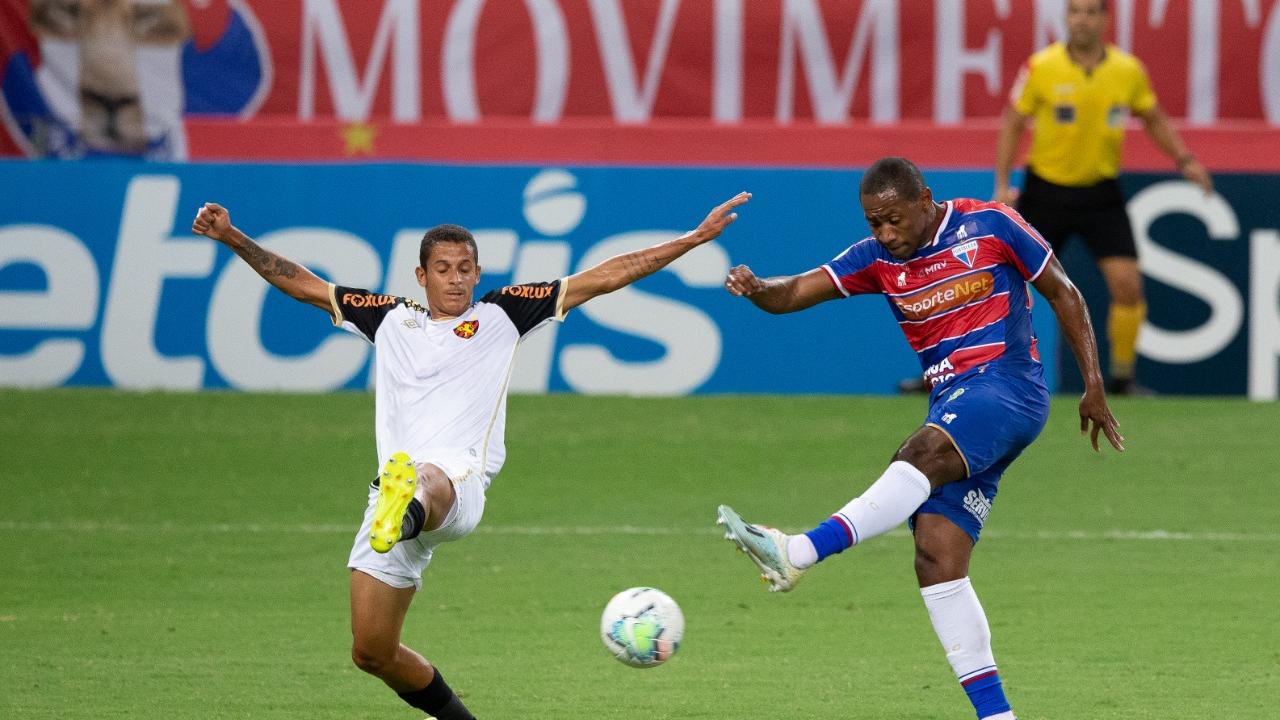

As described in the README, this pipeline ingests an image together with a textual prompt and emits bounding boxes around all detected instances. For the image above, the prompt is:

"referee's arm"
[1135,105,1213,195]
[993,106,1030,206]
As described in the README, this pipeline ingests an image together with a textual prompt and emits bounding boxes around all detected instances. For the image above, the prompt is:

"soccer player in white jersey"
[191,192,749,719]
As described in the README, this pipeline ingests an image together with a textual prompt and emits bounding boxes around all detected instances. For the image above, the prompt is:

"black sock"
[398,668,475,720]
[400,498,426,541]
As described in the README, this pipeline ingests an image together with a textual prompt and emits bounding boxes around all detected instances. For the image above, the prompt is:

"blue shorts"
[909,365,1050,543]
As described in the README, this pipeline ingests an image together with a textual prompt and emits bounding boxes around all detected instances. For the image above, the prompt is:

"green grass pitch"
[1,389,1277,719]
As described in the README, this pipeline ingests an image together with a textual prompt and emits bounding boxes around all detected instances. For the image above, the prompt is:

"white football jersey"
[328,279,568,485]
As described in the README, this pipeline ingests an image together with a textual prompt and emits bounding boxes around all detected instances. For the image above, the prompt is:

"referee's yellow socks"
[1108,302,1146,380]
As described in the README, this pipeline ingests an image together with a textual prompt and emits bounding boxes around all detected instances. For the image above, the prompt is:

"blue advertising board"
[1054,173,1280,399]
[9,160,1275,398]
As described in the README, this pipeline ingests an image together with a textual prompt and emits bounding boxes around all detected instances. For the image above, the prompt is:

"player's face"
[1067,0,1107,49]
[415,242,481,318]
[860,188,935,260]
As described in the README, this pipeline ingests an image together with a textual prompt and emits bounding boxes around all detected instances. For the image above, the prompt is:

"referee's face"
[1067,0,1107,50]
[861,188,935,261]
[416,241,481,319]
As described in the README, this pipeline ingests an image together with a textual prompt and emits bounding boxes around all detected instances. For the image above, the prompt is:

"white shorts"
[347,461,488,591]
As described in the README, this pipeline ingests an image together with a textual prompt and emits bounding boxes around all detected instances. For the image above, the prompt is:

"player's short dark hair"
[419,224,479,267]
[859,157,927,201]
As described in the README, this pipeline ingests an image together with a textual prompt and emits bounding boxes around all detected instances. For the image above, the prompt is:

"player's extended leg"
[718,425,962,592]
[915,513,1015,720]
[350,570,476,719]
[1098,256,1147,394]
[371,456,459,554]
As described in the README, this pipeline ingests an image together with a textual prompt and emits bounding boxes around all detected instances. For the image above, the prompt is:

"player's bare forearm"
[726,267,838,314]
[222,227,331,311]
[744,275,806,314]
[1035,257,1124,452]
[1051,288,1105,390]
[1035,261,1105,391]
[562,234,699,311]
[563,191,750,311]
[605,235,695,288]
[192,202,331,312]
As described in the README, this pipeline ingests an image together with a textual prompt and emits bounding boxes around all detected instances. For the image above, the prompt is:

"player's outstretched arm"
[723,265,841,314]
[191,203,331,313]
[559,192,751,312]
[1032,256,1125,453]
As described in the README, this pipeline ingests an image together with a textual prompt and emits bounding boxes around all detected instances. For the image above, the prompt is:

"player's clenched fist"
[191,202,232,242]
[724,264,766,297]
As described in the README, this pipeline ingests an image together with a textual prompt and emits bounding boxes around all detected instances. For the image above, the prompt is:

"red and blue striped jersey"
[823,199,1053,392]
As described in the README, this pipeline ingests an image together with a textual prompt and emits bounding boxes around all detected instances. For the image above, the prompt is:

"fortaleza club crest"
[453,320,479,339]
[951,240,979,268]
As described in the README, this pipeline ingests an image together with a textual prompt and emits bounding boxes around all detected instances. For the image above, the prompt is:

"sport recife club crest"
[453,320,479,339]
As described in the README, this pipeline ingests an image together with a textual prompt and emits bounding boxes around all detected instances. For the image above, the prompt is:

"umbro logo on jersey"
[402,319,419,329]
[453,320,479,339]
[952,240,979,268]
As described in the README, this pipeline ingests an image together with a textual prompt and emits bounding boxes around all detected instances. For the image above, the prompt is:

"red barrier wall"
[4,0,1279,164]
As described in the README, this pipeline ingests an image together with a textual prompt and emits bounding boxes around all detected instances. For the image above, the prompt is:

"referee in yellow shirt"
[994,0,1212,395]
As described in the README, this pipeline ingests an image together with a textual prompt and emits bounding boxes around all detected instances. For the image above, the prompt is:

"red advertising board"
[2,0,1278,164]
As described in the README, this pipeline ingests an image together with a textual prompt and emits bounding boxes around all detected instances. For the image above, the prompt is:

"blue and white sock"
[921,577,1013,720]
[788,461,931,568]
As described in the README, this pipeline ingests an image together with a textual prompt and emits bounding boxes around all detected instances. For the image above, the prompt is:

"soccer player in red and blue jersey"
[716,157,1123,720]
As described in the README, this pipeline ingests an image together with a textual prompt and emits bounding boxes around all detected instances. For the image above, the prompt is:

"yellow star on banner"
[341,122,376,156]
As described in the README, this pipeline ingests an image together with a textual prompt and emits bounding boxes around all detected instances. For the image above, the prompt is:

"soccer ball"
[600,587,684,668]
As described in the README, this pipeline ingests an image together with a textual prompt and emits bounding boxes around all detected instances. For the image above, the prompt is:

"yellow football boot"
[370,452,417,554]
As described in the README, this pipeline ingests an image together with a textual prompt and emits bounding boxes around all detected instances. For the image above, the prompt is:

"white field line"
[0,521,1277,543]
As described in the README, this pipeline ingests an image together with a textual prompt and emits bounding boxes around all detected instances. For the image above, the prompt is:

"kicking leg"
[718,425,963,592]
[371,455,459,554]
[916,513,1014,720]
[349,570,475,719]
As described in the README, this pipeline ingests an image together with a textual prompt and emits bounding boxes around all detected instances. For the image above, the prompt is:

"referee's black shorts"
[1015,169,1138,259]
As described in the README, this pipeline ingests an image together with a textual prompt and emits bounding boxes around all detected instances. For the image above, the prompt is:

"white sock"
[786,534,818,568]
[789,461,932,570]
[832,460,932,545]
[922,577,1012,718]
[922,576,997,678]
